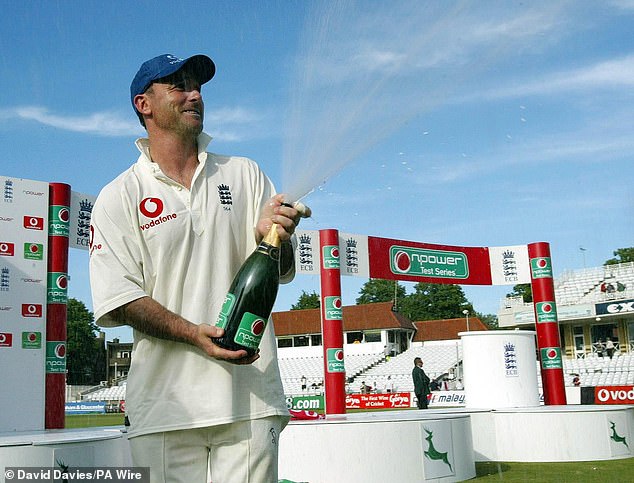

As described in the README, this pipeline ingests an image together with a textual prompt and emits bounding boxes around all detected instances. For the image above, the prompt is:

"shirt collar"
[135,132,213,163]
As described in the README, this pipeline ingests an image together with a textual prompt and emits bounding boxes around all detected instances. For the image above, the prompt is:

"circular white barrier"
[469,405,634,462]
[279,411,475,483]
[460,330,540,409]
[0,427,131,468]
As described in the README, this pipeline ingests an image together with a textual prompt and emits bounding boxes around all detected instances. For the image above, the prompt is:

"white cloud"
[418,130,634,184]
[609,0,634,11]
[0,106,142,136]
[0,105,266,141]
[471,54,634,102]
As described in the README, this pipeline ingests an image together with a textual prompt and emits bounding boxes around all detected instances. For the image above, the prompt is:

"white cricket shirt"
[89,133,289,437]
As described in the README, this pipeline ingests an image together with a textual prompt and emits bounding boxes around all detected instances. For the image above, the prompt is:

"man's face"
[144,70,204,137]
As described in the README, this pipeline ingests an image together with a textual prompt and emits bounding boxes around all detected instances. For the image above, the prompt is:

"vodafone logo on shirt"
[139,197,177,231]
[140,197,164,218]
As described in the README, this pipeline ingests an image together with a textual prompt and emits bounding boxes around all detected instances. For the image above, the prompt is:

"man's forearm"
[110,296,198,344]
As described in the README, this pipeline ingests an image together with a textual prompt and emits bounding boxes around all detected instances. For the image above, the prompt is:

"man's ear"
[134,93,151,117]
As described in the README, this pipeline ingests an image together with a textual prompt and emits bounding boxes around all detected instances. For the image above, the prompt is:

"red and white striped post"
[45,182,70,428]
[528,242,566,405]
[319,229,346,414]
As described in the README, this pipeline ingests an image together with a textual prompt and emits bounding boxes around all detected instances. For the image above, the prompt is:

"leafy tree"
[399,282,473,321]
[66,298,106,385]
[291,290,320,310]
[356,279,406,307]
[507,283,532,303]
[477,312,498,329]
[604,247,634,265]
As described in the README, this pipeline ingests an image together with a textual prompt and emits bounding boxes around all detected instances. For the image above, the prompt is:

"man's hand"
[113,297,259,365]
[256,194,301,243]
[195,324,260,365]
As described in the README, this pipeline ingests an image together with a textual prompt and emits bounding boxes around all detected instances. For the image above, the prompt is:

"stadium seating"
[350,342,463,393]
[554,262,634,305]
[75,263,634,402]
[83,383,127,401]
[77,347,634,401]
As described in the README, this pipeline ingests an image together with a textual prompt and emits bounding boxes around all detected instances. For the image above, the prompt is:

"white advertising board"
[0,176,49,431]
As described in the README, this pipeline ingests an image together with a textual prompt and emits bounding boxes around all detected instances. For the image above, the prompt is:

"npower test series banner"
[294,230,531,286]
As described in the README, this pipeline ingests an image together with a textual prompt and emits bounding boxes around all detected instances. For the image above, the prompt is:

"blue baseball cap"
[130,54,215,113]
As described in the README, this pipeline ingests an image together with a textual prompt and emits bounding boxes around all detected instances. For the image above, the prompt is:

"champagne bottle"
[212,224,282,356]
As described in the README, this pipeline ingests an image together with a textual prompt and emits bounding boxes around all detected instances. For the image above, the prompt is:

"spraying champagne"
[212,201,311,356]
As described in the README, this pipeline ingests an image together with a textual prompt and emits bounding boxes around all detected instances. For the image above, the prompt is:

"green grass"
[65,413,125,428]
[474,459,634,482]
[66,414,634,481]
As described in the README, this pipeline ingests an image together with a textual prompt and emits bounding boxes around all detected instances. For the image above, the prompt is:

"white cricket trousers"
[129,415,287,483]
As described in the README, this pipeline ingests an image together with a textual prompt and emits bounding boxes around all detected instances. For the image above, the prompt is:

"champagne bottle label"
[234,312,267,350]
[215,293,236,329]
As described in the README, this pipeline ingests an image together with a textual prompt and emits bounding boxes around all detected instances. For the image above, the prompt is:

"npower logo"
[139,197,177,231]
[390,246,468,279]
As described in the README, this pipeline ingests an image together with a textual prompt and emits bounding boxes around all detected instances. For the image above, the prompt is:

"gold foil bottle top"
[262,224,281,248]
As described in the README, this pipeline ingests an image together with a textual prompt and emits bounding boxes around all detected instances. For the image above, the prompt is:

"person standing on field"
[412,357,431,409]
[90,53,304,483]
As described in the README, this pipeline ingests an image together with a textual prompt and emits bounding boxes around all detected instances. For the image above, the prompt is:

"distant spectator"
[412,357,431,409]
[572,375,580,387]
[301,375,307,392]
[617,281,626,292]
[360,381,372,394]
[430,379,440,392]
[385,375,394,393]
[455,378,464,390]
[605,338,615,359]
[441,377,450,391]
[596,339,605,357]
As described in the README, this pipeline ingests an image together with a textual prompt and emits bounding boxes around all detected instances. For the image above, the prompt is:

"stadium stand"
[348,342,462,393]
[83,383,126,402]
[76,262,634,404]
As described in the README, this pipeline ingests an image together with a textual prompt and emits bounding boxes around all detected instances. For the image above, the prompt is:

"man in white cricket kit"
[89,53,302,482]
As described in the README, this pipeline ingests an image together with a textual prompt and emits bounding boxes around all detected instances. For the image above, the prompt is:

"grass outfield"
[475,459,634,482]
[66,413,634,480]
[65,413,125,428]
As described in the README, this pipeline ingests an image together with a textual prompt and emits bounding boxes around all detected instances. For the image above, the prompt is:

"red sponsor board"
[345,392,411,410]
[0,242,14,256]
[22,304,43,318]
[594,386,634,405]
[0,333,13,347]
[368,236,492,285]
[23,216,44,230]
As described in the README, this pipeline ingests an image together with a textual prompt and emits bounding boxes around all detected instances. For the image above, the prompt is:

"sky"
[2,1,633,342]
